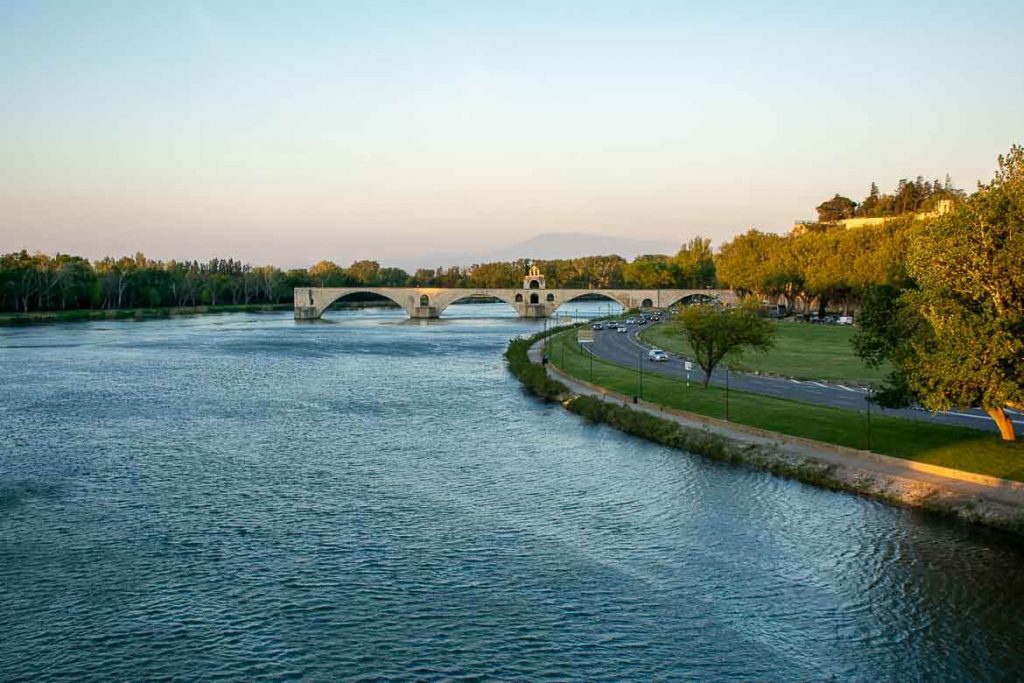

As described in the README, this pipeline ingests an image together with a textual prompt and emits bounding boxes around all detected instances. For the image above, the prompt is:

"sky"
[2,1,1022,269]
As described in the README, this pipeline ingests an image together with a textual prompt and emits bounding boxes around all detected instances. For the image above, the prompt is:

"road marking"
[837,384,866,393]
[789,379,804,384]
[810,381,830,388]
[942,411,1024,426]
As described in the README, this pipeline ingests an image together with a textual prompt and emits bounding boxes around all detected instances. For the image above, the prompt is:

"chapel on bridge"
[523,265,546,290]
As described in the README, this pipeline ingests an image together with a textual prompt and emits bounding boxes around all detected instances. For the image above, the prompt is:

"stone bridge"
[294,287,738,319]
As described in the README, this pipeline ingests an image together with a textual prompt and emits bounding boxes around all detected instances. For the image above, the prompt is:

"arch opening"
[528,279,540,289]
[419,294,429,306]
[665,293,720,310]
[437,292,521,318]
[546,293,555,302]
[529,293,539,304]
[553,292,627,318]
[515,293,523,302]
[641,298,654,309]
[320,290,407,318]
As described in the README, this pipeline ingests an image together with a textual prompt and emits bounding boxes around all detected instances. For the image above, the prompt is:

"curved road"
[587,321,1022,434]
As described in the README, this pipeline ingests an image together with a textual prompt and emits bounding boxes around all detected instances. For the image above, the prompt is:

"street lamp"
[724,365,730,421]
[639,351,644,399]
[866,385,873,451]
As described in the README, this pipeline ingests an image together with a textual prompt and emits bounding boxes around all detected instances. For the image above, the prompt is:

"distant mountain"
[412,232,679,269]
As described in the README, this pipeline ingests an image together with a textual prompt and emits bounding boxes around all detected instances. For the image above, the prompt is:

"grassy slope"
[548,330,1024,481]
[641,320,891,385]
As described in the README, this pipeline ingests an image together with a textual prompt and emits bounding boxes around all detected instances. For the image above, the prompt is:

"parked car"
[837,315,854,325]
[648,349,669,362]
[617,325,628,333]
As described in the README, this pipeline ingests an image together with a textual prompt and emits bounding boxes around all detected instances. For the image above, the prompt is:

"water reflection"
[0,304,1021,680]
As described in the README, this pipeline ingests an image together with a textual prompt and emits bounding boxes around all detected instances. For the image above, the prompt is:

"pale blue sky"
[2,1,1022,267]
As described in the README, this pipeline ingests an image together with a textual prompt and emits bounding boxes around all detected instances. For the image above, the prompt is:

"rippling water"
[2,305,1023,681]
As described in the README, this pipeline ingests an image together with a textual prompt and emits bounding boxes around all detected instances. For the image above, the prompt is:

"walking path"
[529,338,1024,519]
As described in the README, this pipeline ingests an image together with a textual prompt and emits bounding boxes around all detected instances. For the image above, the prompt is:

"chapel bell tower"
[523,264,546,290]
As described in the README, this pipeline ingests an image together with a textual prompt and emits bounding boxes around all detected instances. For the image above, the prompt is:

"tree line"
[714,219,913,316]
[815,175,963,222]
[0,237,717,314]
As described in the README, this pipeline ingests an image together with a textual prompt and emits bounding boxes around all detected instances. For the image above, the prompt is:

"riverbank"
[0,303,296,325]
[508,330,1024,538]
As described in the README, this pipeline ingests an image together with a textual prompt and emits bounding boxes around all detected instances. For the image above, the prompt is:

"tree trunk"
[986,407,1017,441]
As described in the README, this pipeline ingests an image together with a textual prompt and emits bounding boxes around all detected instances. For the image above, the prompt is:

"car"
[617,325,628,333]
[837,315,853,325]
[625,317,636,324]
[648,349,669,362]
[592,323,603,330]
[636,318,647,325]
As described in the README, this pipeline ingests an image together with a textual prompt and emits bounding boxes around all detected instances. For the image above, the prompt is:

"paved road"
[585,321,1022,434]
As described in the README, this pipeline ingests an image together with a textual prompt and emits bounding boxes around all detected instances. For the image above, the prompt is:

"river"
[1,304,1022,680]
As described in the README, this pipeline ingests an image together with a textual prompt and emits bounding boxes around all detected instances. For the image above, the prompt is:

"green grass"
[549,330,1024,481]
[641,320,891,385]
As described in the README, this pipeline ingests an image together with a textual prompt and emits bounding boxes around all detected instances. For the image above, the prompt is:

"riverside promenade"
[528,338,1024,525]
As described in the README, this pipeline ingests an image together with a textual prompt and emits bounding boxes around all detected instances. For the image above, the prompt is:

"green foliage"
[549,328,1024,480]
[504,329,571,401]
[855,145,1024,439]
[675,302,774,385]
[816,194,857,222]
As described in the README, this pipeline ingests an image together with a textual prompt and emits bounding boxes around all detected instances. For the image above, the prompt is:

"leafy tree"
[673,236,716,287]
[854,146,1024,440]
[675,302,775,386]
[345,260,381,285]
[816,194,857,222]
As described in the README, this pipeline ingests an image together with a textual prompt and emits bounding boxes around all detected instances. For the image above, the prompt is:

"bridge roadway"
[294,286,737,320]
[588,322,1023,435]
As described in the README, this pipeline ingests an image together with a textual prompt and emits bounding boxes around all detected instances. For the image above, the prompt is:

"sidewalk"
[529,338,1024,513]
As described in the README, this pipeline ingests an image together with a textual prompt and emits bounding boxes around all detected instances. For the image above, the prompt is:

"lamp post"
[866,385,873,451]
[724,365,730,421]
[639,351,644,399]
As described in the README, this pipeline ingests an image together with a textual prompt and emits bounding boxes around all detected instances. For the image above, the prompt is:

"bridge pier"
[520,303,552,318]
[410,306,440,319]
[294,305,322,320]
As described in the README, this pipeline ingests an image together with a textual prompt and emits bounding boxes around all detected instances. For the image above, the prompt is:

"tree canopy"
[854,145,1024,440]
[675,302,775,387]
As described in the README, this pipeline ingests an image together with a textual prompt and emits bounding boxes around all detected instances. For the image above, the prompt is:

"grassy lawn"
[547,330,1024,482]
[641,320,891,385]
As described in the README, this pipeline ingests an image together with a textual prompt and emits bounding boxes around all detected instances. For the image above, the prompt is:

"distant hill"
[414,232,679,268]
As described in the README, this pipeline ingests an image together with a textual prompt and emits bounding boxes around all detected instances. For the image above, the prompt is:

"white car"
[648,349,669,362]
[617,325,628,333]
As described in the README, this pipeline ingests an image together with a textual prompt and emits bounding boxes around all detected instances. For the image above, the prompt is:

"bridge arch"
[435,290,522,317]
[662,292,721,309]
[318,289,412,317]
[557,291,631,312]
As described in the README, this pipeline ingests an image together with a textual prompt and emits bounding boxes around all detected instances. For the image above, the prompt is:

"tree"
[854,145,1024,440]
[345,260,381,285]
[675,302,775,387]
[673,236,716,288]
[816,194,857,222]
